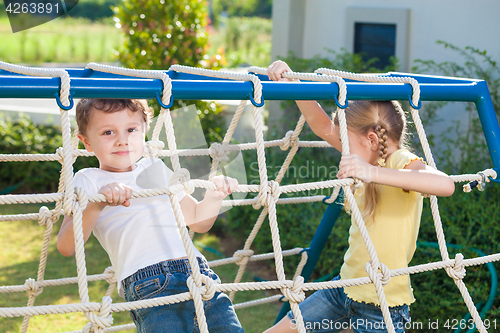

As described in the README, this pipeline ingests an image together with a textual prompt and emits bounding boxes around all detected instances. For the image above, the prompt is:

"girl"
[265,61,455,333]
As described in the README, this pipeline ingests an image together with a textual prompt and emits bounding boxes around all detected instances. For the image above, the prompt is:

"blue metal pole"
[275,192,344,324]
[474,80,500,170]
[0,76,483,102]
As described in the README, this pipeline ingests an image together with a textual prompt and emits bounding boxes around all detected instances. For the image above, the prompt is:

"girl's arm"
[57,182,132,257]
[268,60,342,151]
[338,154,455,197]
[296,100,342,151]
[180,176,238,233]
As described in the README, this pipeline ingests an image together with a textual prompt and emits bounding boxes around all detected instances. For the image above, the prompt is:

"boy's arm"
[267,60,342,151]
[57,182,132,257]
[180,176,238,233]
[179,194,224,234]
[57,202,105,257]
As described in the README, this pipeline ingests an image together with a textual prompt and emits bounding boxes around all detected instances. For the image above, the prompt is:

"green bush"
[115,0,209,70]
[0,113,98,194]
[218,46,500,328]
[0,113,62,194]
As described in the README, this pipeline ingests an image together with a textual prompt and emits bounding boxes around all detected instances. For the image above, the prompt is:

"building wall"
[272,0,500,72]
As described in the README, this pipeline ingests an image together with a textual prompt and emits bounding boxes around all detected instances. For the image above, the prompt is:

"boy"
[57,99,244,332]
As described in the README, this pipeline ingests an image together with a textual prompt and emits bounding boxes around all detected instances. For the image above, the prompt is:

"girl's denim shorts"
[287,275,411,333]
[122,257,244,333]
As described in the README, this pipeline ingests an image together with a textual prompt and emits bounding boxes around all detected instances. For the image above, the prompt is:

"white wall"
[273,0,500,72]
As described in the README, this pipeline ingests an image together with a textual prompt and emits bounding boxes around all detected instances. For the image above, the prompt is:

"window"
[354,23,396,69]
[345,7,410,71]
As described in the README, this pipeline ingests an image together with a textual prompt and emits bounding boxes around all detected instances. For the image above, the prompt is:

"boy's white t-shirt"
[73,157,203,297]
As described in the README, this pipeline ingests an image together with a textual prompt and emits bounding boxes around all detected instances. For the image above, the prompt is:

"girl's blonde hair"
[333,100,409,221]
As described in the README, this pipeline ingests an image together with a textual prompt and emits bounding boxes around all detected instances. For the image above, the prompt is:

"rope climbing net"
[0,60,499,333]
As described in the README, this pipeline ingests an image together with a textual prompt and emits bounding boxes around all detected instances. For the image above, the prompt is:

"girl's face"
[78,108,146,172]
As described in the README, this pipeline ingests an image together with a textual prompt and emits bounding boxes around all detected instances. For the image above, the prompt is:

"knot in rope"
[269,181,281,204]
[103,267,117,285]
[281,276,305,303]
[186,274,215,304]
[56,147,64,164]
[75,187,89,210]
[280,130,299,151]
[144,140,165,158]
[209,142,229,162]
[446,253,466,280]
[365,261,391,286]
[200,274,217,301]
[25,278,43,297]
[169,168,194,195]
[233,249,254,266]
[38,206,53,227]
[254,181,281,209]
[85,296,113,332]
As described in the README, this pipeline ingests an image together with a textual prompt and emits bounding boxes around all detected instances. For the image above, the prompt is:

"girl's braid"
[374,124,388,167]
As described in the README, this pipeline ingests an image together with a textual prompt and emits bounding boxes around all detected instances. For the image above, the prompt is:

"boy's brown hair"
[75,99,153,135]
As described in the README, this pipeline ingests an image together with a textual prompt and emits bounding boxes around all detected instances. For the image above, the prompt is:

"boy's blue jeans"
[287,276,411,333]
[123,257,244,333]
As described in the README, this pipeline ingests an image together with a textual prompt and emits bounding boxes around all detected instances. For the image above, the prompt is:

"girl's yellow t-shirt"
[340,149,424,306]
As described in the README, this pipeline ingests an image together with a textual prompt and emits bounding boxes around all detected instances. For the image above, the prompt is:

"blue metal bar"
[0,76,483,102]
[474,81,500,170]
[275,193,344,324]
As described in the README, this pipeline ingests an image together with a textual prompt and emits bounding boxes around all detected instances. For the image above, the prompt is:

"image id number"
[444,319,497,330]
[5,2,59,14]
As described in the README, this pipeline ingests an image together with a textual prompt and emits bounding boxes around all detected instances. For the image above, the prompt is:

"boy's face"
[77,108,146,172]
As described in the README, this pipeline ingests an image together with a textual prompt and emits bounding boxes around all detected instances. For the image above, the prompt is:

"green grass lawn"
[0,16,122,64]
[0,204,281,333]
[0,15,272,68]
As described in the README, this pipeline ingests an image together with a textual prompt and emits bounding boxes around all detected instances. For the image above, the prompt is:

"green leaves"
[0,113,63,193]
[0,113,98,194]
[115,0,209,70]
